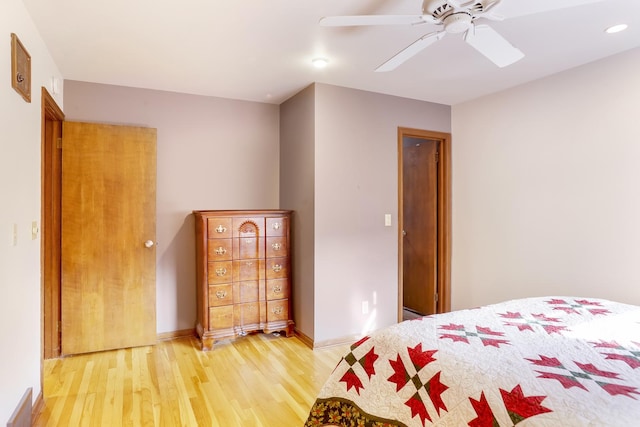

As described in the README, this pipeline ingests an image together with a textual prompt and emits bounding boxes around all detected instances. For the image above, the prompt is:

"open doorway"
[398,127,451,321]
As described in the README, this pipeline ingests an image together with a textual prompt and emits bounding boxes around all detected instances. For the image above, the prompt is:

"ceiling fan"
[319,0,601,71]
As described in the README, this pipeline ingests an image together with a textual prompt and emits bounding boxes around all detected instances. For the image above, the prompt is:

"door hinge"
[56,138,62,149]
[57,321,61,332]
[435,151,439,163]
[434,293,439,303]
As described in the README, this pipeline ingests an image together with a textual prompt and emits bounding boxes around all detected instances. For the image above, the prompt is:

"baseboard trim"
[157,328,196,342]
[293,328,360,350]
[159,326,356,349]
[313,334,361,349]
[294,329,314,349]
[32,390,44,424]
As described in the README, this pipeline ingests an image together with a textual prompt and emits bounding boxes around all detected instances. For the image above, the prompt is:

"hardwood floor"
[402,307,425,321]
[34,333,349,426]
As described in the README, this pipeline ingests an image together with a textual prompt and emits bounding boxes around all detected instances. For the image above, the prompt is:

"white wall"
[0,0,63,421]
[64,81,280,334]
[452,48,640,310]
[313,84,451,344]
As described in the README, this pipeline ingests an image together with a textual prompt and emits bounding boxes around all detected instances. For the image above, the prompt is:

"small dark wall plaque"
[11,33,31,103]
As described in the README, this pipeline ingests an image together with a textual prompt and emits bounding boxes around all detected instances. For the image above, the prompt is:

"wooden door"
[402,136,439,315]
[61,122,157,355]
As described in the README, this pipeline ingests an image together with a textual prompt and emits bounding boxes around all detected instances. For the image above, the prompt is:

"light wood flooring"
[34,333,349,426]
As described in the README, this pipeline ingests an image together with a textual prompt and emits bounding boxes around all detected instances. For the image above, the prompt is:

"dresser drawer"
[208,284,233,307]
[207,261,232,285]
[233,259,265,282]
[266,217,287,237]
[266,278,289,300]
[207,239,233,261]
[233,280,260,304]
[266,257,288,280]
[209,305,234,330]
[236,236,265,260]
[207,217,232,239]
[234,302,260,325]
[267,299,289,322]
[266,236,288,258]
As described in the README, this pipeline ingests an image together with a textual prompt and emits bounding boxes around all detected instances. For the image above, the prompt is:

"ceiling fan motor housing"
[443,12,473,33]
[423,0,489,19]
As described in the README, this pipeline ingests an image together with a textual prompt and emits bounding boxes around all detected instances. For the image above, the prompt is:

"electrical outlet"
[362,301,369,314]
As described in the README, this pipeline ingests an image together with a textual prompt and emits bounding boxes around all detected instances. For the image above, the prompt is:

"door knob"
[402,230,407,236]
[144,240,155,248]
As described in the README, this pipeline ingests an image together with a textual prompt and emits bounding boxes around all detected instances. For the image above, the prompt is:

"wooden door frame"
[397,127,451,322]
[41,87,64,360]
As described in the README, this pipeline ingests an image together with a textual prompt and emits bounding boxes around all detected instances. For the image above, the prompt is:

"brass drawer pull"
[272,306,283,315]
[215,268,227,276]
[215,225,227,233]
[214,247,227,255]
[216,290,227,299]
[272,264,282,272]
[271,243,281,250]
[273,285,282,294]
[272,222,280,230]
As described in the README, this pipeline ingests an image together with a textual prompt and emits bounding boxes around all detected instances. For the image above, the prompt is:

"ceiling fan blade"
[464,24,524,67]
[479,0,505,19]
[375,32,445,72]
[483,0,503,13]
[493,0,607,19]
[445,0,477,8]
[319,15,431,27]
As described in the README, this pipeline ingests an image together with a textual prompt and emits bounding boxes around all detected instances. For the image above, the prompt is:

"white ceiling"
[22,0,640,105]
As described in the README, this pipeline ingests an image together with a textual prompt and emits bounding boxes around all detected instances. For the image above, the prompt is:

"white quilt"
[305,297,640,426]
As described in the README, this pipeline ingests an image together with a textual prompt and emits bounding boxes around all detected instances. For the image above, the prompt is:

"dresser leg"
[284,322,294,337]
[200,336,214,351]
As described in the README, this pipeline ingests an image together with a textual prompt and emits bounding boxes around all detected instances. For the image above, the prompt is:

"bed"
[305,297,640,426]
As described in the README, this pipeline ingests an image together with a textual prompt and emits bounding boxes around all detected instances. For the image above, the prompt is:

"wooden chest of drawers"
[193,210,294,350]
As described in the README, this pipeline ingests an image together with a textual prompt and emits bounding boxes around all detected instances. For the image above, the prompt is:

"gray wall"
[280,85,316,339]
[314,84,451,343]
[65,80,453,345]
[64,80,280,334]
[281,83,451,344]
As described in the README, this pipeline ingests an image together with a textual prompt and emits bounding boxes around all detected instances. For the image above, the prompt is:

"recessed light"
[312,58,329,69]
[605,24,628,34]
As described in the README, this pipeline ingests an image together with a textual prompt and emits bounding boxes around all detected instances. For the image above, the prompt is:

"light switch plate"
[384,214,392,227]
[12,223,18,246]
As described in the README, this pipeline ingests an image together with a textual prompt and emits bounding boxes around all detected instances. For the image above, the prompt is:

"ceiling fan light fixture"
[605,24,628,34]
[312,57,329,69]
